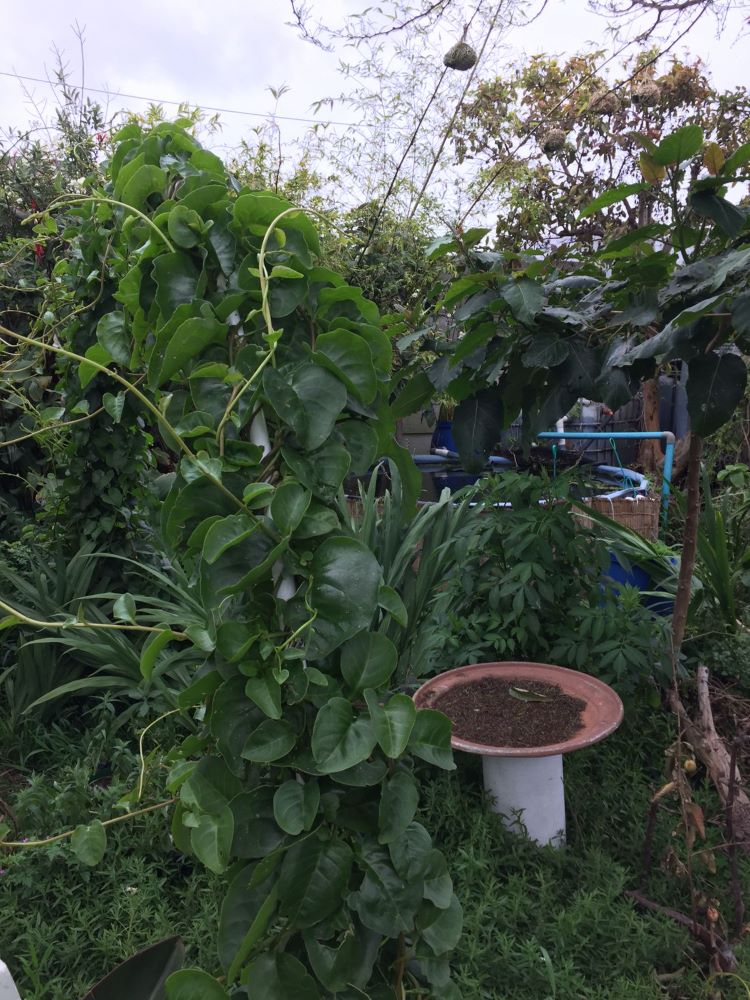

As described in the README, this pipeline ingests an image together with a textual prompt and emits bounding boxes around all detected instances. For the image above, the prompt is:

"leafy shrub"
[426,473,672,695]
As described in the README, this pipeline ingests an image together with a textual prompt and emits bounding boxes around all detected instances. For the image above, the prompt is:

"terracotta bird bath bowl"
[414,661,624,848]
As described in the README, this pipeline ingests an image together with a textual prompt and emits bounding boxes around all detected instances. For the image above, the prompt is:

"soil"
[434,676,586,749]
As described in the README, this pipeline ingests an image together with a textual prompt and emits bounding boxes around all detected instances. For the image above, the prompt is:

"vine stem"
[0,323,249,519]
[0,406,105,449]
[215,206,308,446]
[0,596,187,639]
[0,798,178,849]
[278,610,318,651]
[24,195,176,254]
[137,708,185,801]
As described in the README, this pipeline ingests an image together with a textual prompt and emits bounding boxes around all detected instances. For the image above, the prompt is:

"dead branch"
[624,889,738,972]
[669,668,750,852]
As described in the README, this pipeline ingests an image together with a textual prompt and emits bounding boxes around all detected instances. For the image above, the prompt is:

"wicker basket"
[573,495,660,541]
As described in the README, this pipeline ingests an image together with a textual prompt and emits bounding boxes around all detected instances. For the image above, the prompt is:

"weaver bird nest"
[589,90,621,116]
[631,80,661,106]
[541,128,567,155]
[444,40,477,71]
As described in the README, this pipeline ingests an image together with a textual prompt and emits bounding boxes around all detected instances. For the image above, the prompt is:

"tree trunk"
[639,377,663,473]
[669,434,750,850]
[672,434,702,656]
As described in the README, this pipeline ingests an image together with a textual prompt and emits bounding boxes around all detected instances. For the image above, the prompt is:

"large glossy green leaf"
[152,252,202,316]
[317,285,379,325]
[167,206,205,249]
[521,335,569,369]
[278,837,353,928]
[233,192,320,267]
[202,514,256,564]
[96,312,130,367]
[408,710,455,770]
[200,523,280,597]
[120,164,167,210]
[165,969,228,1000]
[271,481,311,534]
[422,849,455,909]
[389,821,433,881]
[82,937,185,1000]
[71,820,107,866]
[578,182,648,219]
[189,805,234,874]
[652,124,704,166]
[273,780,320,835]
[723,139,750,175]
[391,371,434,418]
[311,698,377,773]
[336,419,378,474]
[210,679,263,770]
[243,953,320,1000]
[453,387,504,472]
[365,691,416,758]
[501,278,544,324]
[244,674,282,719]
[229,788,285,859]
[282,442,351,504]
[304,926,380,993]
[242,719,297,762]
[181,756,242,814]
[350,843,423,937]
[341,631,397,695]
[79,343,112,388]
[378,768,419,844]
[152,316,227,386]
[308,537,382,657]
[264,364,347,450]
[218,863,279,973]
[690,191,747,237]
[314,330,377,403]
[687,352,747,436]
[418,895,464,955]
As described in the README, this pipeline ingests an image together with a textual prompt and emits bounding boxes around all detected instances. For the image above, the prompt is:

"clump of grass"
[420,710,750,999]
[0,704,223,1000]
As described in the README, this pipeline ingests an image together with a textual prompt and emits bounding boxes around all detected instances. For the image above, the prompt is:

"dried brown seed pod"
[444,40,477,72]
[631,80,661,106]
[541,128,567,155]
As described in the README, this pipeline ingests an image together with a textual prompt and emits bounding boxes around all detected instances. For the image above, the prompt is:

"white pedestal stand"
[0,961,21,1000]
[482,753,566,848]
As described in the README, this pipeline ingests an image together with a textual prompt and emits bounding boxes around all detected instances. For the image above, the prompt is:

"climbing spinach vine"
[0,122,460,998]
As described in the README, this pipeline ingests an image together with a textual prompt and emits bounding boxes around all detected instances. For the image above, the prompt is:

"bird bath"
[414,661,624,848]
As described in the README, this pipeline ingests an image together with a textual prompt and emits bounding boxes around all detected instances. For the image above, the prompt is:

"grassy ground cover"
[2,694,748,999]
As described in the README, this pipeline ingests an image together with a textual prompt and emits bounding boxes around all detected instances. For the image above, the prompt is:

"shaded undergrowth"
[1,701,749,999]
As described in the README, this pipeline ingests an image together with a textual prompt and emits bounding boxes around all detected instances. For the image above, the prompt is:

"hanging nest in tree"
[589,90,621,116]
[541,128,567,155]
[631,80,661,106]
[444,39,477,71]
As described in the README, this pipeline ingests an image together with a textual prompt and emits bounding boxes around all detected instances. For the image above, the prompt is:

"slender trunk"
[639,378,663,473]
[669,435,750,848]
[672,434,703,657]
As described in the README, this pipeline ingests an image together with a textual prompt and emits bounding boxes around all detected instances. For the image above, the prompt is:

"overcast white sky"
[1,1,747,161]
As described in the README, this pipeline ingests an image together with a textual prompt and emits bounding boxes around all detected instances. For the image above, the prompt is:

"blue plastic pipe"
[539,431,676,527]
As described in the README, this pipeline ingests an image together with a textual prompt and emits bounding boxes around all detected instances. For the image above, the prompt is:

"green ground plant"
[424,472,672,696]
[3,702,748,999]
